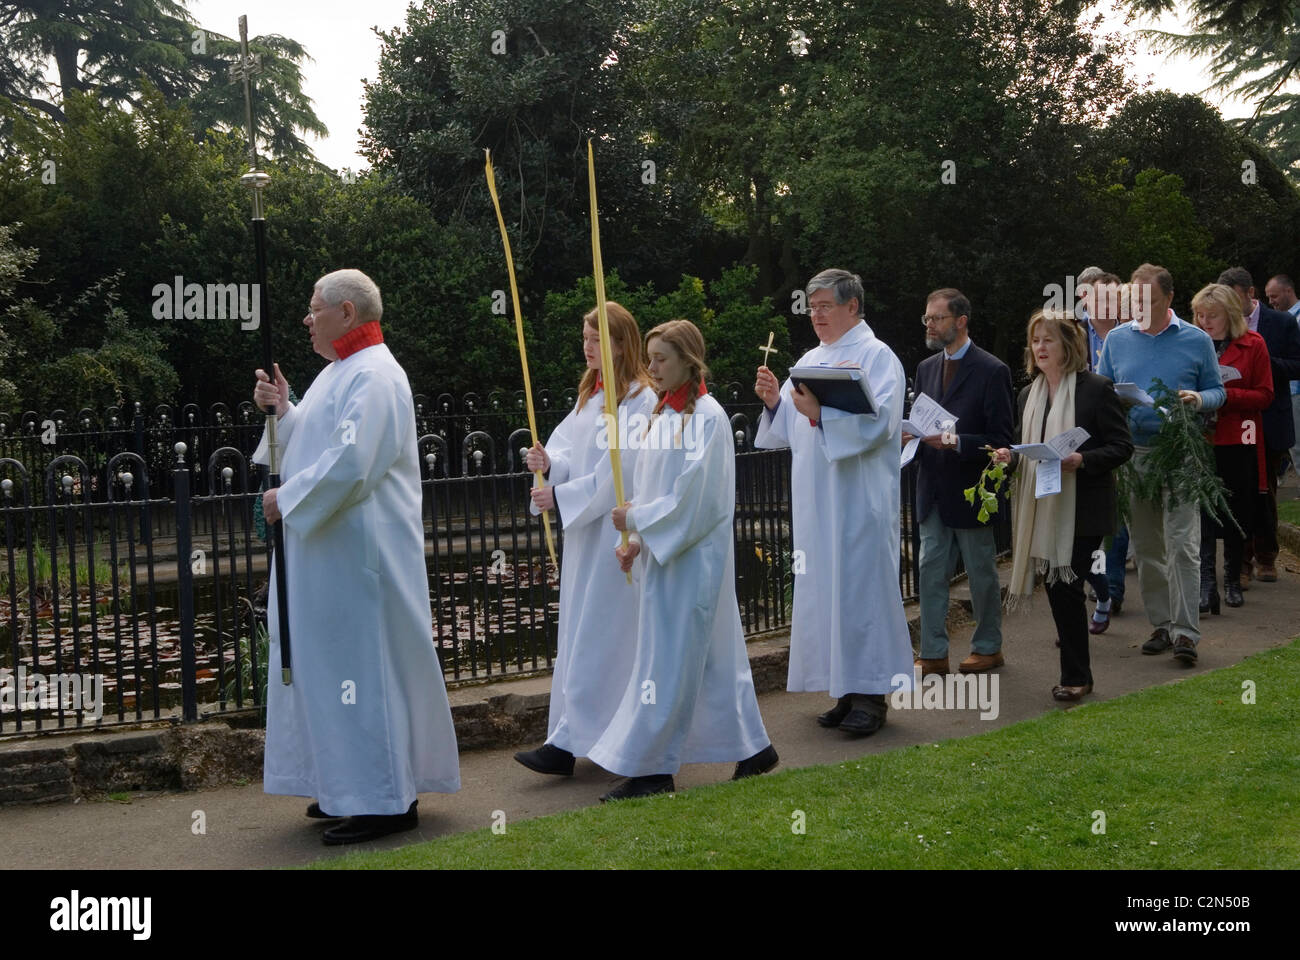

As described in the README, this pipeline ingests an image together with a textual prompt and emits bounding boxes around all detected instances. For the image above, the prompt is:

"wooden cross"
[758,331,777,367]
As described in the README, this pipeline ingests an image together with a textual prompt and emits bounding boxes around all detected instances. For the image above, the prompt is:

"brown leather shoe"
[958,651,1005,674]
[914,657,950,677]
[1257,562,1278,582]
[1052,683,1093,702]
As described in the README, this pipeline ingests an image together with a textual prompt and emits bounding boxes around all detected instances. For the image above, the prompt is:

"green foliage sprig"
[964,450,1007,524]
[1117,377,1241,535]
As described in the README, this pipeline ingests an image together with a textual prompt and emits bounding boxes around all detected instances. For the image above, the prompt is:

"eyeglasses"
[306,303,337,322]
[807,303,840,315]
[921,315,955,327]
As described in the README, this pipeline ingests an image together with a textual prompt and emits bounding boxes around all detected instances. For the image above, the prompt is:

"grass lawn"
[1278,498,1300,527]
[310,640,1300,870]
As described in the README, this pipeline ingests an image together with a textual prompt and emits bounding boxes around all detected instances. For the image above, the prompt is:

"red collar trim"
[662,379,707,413]
[332,321,384,360]
[594,372,604,392]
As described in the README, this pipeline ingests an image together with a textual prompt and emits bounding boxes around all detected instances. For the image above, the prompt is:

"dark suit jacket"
[912,342,1014,528]
[1010,371,1134,538]
[1255,304,1300,451]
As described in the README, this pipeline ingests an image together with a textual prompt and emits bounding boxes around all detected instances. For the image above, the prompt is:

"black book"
[789,364,876,416]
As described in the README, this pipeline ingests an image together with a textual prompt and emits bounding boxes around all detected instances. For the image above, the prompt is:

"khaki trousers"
[1128,448,1201,643]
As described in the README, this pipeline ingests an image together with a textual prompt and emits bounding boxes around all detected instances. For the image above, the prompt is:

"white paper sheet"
[1218,365,1241,382]
[1114,382,1155,405]
[1012,426,1091,461]
[902,392,958,438]
[901,436,920,468]
[1035,458,1061,498]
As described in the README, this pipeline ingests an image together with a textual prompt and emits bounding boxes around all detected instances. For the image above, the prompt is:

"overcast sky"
[183,0,1252,173]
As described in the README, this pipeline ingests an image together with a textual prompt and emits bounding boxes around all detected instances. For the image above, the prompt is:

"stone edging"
[0,600,970,805]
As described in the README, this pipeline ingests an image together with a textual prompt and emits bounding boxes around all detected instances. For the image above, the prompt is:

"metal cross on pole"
[232,15,292,685]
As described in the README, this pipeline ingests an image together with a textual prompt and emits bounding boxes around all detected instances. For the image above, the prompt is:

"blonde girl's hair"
[577,301,654,407]
[645,319,710,417]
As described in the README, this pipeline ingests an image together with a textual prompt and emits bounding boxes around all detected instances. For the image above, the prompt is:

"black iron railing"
[0,389,1005,738]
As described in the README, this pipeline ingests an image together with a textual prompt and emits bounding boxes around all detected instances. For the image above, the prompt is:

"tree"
[0,88,510,411]
[0,0,327,162]
[361,0,718,299]
[0,222,33,412]
[1128,0,1300,177]
[1085,90,1300,285]
[1093,167,1224,307]
[0,223,179,413]
[1126,1,1297,37]
[624,0,1136,369]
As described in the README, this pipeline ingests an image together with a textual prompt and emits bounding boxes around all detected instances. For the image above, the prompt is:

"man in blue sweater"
[1097,264,1225,665]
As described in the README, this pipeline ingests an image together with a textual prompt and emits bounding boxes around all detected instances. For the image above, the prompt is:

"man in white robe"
[253,268,459,845]
[754,269,914,735]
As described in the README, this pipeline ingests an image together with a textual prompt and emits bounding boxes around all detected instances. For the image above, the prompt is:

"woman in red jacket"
[1192,283,1273,612]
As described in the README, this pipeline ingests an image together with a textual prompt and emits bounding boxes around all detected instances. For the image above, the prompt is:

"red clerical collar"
[662,378,707,413]
[332,321,384,360]
[594,372,604,392]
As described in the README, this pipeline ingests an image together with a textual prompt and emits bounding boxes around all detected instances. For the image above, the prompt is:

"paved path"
[3,507,1299,870]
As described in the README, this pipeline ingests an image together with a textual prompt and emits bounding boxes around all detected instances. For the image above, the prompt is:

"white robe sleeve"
[624,411,729,566]
[251,401,300,467]
[544,405,578,487]
[528,405,576,519]
[274,371,402,537]
[552,388,654,529]
[814,349,904,462]
[754,379,796,450]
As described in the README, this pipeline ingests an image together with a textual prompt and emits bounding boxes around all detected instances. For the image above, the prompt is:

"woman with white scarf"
[994,311,1133,702]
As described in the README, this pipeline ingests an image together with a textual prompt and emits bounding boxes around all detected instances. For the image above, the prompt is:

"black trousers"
[1200,444,1257,586]
[1243,447,1283,565]
[1046,535,1102,687]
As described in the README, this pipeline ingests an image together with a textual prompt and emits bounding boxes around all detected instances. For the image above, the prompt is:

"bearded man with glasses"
[905,288,1014,678]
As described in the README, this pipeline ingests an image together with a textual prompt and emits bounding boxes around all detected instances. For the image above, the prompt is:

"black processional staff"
[231,15,292,685]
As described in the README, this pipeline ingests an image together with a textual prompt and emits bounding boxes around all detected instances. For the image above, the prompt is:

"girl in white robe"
[593,320,776,801]
[514,303,656,775]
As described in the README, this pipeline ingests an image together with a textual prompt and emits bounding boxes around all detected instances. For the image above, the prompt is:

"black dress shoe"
[306,801,342,819]
[599,775,675,802]
[838,695,887,736]
[514,743,575,776]
[321,801,418,846]
[1172,634,1198,665]
[816,695,853,728]
[1141,628,1172,654]
[732,744,779,780]
[1224,583,1244,608]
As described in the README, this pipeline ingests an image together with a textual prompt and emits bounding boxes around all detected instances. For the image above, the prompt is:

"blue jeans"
[917,510,1002,659]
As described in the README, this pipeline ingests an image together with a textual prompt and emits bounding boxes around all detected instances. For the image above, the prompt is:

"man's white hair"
[315,269,383,323]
